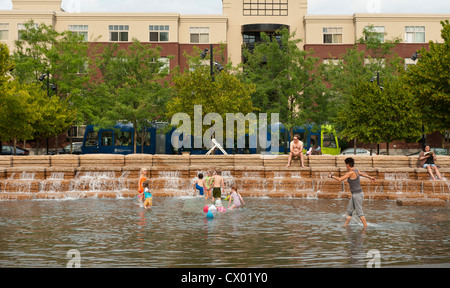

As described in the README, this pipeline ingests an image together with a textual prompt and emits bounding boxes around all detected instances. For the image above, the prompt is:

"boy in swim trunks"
[212,169,224,204]
[192,173,205,196]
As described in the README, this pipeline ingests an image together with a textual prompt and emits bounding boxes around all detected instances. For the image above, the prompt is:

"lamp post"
[200,44,224,81]
[38,71,57,155]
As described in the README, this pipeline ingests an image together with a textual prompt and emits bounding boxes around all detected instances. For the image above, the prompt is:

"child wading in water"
[329,157,375,228]
[203,170,215,200]
[228,185,245,210]
[192,173,205,197]
[142,180,152,209]
[138,167,148,205]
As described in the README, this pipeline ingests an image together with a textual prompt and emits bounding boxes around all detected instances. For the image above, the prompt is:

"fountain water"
[0,154,449,202]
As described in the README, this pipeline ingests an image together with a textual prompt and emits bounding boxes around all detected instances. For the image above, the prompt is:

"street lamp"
[38,71,57,155]
[199,44,224,81]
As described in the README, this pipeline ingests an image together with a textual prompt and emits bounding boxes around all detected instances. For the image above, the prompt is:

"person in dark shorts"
[212,169,224,204]
[329,157,375,228]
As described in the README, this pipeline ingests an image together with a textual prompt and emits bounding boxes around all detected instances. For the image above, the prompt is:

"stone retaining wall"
[0,154,449,202]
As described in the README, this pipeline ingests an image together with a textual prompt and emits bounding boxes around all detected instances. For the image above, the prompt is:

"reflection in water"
[0,198,448,267]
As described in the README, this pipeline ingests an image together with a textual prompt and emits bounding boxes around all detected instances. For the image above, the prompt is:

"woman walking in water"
[329,157,375,228]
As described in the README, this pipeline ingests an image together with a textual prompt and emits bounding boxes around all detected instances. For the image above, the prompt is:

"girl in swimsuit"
[228,185,245,210]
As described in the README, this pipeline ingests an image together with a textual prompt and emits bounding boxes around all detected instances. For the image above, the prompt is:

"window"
[149,25,169,42]
[68,25,88,41]
[68,125,86,139]
[405,26,425,43]
[18,23,38,40]
[101,131,113,146]
[322,133,337,148]
[364,58,386,68]
[243,0,288,16]
[115,131,132,146]
[0,23,9,40]
[150,57,170,73]
[190,27,209,44]
[136,131,151,147]
[323,27,343,44]
[109,25,129,42]
[405,57,417,70]
[365,26,385,42]
[85,131,98,147]
[323,59,340,65]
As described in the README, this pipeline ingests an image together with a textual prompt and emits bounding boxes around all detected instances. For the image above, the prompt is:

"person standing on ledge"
[328,157,375,228]
[286,134,305,168]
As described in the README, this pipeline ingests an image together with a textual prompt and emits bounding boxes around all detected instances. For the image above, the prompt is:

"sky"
[0,0,449,14]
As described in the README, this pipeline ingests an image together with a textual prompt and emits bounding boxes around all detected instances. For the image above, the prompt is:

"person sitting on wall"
[307,140,321,156]
[286,134,305,168]
[418,145,443,181]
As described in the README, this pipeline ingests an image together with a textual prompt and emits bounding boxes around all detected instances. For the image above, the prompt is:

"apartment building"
[0,0,448,151]
[1,0,448,69]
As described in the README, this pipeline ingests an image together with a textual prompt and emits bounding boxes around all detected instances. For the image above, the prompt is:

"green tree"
[336,79,422,154]
[166,66,256,141]
[12,20,90,152]
[326,25,405,152]
[241,28,332,138]
[403,20,450,149]
[91,39,173,153]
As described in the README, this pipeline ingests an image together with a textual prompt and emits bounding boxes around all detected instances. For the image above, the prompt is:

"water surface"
[0,197,449,268]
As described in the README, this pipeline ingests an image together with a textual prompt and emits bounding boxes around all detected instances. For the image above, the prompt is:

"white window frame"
[405,57,418,70]
[323,27,343,44]
[109,25,129,42]
[17,23,38,40]
[365,26,385,42]
[149,25,169,42]
[0,23,9,41]
[190,27,209,44]
[68,25,88,41]
[405,26,425,43]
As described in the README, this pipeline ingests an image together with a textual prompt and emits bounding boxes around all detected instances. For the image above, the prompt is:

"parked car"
[340,148,371,155]
[408,148,449,156]
[63,142,82,154]
[1,145,29,155]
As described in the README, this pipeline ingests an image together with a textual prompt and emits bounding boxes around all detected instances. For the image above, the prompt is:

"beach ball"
[203,205,209,213]
[209,205,217,212]
[206,210,214,219]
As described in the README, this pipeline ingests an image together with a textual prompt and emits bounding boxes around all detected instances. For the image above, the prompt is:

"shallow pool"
[0,197,449,268]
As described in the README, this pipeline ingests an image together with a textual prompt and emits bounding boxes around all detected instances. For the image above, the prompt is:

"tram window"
[85,131,98,147]
[322,133,337,148]
[310,135,319,147]
[136,131,151,146]
[295,132,305,142]
[101,131,113,146]
[116,131,132,146]
[279,131,288,148]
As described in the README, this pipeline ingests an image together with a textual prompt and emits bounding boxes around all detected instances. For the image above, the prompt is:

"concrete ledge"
[0,156,12,167]
[12,156,50,167]
[79,154,124,167]
[396,198,446,206]
[50,155,79,167]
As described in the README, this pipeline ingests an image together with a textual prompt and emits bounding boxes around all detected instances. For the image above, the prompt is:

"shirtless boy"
[286,134,305,168]
[212,169,225,204]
